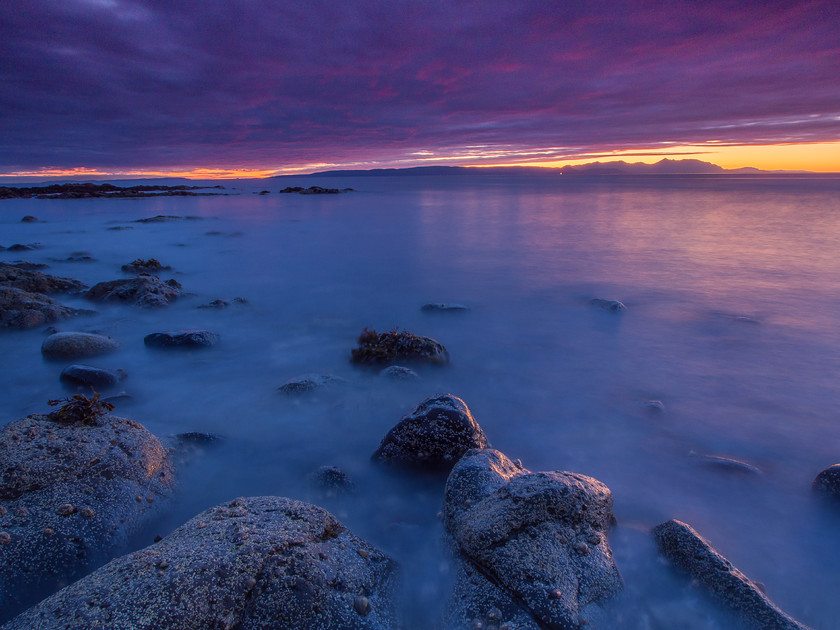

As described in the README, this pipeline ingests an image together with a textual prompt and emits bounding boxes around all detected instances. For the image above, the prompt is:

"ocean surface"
[3,173,840,628]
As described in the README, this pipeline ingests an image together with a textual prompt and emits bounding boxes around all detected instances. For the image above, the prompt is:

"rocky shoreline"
[0,183,225,200]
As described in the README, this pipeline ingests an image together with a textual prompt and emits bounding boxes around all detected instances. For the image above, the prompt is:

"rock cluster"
[86,275,183,307]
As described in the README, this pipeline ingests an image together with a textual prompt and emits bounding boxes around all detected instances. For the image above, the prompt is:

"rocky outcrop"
[0,287,93,329]
[277,373,347,395]
[653,519,808,630]
[372,394,488,470]
[41,332,120,360]
[350,328,449,366]
[85,275,183,307]
[59,365,127,389]
[143,330,219,349]
[443,449,622,629]
[0,412,175,622]
[2,496,398,630]
[0,263,87,294]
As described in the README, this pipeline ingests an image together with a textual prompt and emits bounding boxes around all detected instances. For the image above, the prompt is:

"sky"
[1,0,839,179]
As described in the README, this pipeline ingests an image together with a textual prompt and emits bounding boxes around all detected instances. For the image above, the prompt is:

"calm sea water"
[2,174,840,628]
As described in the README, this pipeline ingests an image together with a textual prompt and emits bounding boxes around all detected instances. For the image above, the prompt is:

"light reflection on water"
[2,175,840,628]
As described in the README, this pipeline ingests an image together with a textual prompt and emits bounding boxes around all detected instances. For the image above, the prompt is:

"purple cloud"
[1,0,838,172]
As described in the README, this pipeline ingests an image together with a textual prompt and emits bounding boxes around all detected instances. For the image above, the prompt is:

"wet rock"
[0,263,87,294]
[653,519,808,630]
[85,275,183,307]
[372,394,489,470]
[645,400,665,413]
[143,330,219,349]
[197,297,248,309]
[813,464,840,499]
[120,258,171,274]
[6,243,41,252]
[2,496,398,630]
[60,365,127,389]
[421,303,470,312]
[589,298,627,312]
[0,413,175,622]
[20,216,38,223]
[693,453,762,475]
[350,327,449,366]
[277,373,348,395]
[41,332,120,360]
[443,449,623,629]
[309,465,356,498]
[58,252,96,263]
[379,365,420,380]
[132,215,183,223]
[0,287,94,330]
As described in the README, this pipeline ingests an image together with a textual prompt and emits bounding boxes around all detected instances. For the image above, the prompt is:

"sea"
[2,173,840,628]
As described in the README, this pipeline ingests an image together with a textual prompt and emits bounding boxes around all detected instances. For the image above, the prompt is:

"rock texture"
[144,330,219,349]
[59,365,127,389]
[85,275,183,307]
[443,449,622,629]
[120,259,171,274]
[350,328,449,366]
[0,287,93,329]
[372,394,488,470]
[41,332,120,360]
[0,413,175,622]
[2,496,398,630]
[653,519,808,630]
[813,464,840,499]
[0,263,87,294]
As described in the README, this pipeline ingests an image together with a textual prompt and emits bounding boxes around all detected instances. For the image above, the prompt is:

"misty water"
[3,173,840,628]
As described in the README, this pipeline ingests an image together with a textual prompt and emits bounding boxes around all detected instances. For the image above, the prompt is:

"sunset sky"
[1,0,838,179]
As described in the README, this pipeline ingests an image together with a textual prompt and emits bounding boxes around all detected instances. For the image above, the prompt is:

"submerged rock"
[85,275,183,308]
[693,453,762,475]
[0,287,94,330]
[378,365,420,380]
[350,327,449,366]
[41,332,120,360]
[143,330,220,349]
[60,365,127,389]
[653,519,808,630]
[589,298,627,312]
[443,449,623,629]
[0,412,175,622]
[309,465,356,498]
[372,394,488,470]
[0,263,87,294]
[277,373,347,395]
[2,497,398,630]
[120,258,171,274]
[196,297,248,309]
[20,216,38,223]
[421,303,470,312]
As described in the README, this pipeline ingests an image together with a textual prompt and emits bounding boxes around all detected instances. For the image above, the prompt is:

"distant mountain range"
[297,159,808,177]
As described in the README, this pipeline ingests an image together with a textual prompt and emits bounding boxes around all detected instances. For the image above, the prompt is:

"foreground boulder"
[144,330,219,349]
[85,275,183,307]
[813,464,840,499]
[60,364,127,389]
[41,332,120,360]
[372,394,488,470]
[0,409,175,622]
[0,287,93,329]
[653,519,809,630]
[443,449,622,629]
[350,328,449,366]
[2,496,399,630]
[0,263,86,294]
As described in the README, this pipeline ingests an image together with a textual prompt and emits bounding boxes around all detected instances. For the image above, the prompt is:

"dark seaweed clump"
[350,327,448,365]
[47,392,114,426]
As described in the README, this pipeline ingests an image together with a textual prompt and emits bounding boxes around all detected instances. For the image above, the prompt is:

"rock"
[589,298,626,312]
[378,365,420,380]
[443,449,623,629]
[645,400,665,412]
[0,263,87,294]
[0,413,175,621]
[1,261,49,271]
[197,297,248,309]
[6,243,41,252]
[20,216,38,223]
[143,330,219,349]
[41,332,120,360]
[653,519,808,630]
[0,287,94,330]
[61,252,96,263]
[132,215,183,223]
[372,394,489,470]
[59,365,127,389]
[309,465,356,498]
[813,464,840,499]
[2,496,398,630]
[421,303,470,312]
[277,373,347,395]
[85,275,183,307]
[693,453,762,475]
[120,258,171,274]
[350,328,449,366]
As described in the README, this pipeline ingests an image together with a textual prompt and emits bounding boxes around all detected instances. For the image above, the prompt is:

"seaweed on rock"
[350,327,449,366]
[47,393,114,426]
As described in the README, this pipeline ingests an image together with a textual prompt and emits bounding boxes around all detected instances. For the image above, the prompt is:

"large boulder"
[0,412,175,622]
[0,287,94,329]
[2,496,399,630]
[653,519,809,630]
[41,332,120,360]
[813,464,840,499]
[350,328,449,366]
[372,394,488,470]
[85,275,183,307]
[0,263,86,294]
[443,449,622,629]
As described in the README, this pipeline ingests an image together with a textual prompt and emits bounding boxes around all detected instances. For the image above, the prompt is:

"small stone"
[548,589,562,599]
[56,504,76,517]
[21,215,39,223]
[472,618,486,629]
[43,528,54,535]
[80,507,95,518]
[158,561,169,569]
[354,595,371,616]
[573,540,590,555]
[246,577,257,589]
[154,535,163,543]
[0,532,11,544]
[357,549,369,559]
[486,607,503,621]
